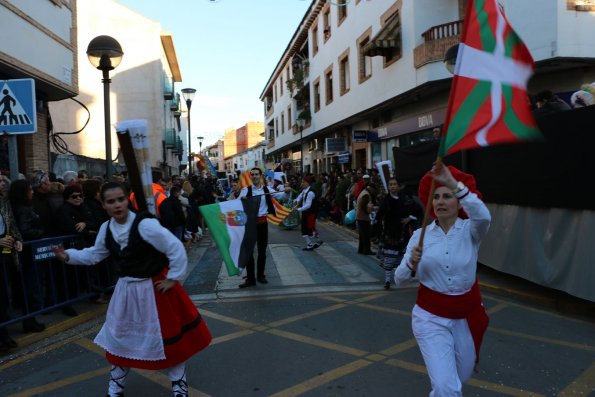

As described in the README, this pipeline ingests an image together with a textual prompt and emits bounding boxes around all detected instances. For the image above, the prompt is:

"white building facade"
[261,0,595,175]
[0,0,77,177]
[48,0,184,177]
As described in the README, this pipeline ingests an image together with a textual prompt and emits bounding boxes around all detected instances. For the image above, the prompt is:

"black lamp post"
[197,136,204,155]
[181,88,196,175]
[296,118,305,174]
[87,35,123,180]
[443,43,459,74]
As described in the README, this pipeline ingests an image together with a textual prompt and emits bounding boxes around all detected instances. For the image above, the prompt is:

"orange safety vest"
[130,183,167,217]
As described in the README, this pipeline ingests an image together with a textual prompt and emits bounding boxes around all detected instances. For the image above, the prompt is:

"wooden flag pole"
[411,156,444,276]
[117,130,148,213]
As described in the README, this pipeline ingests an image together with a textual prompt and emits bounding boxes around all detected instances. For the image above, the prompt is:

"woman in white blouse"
[395,164,491,397]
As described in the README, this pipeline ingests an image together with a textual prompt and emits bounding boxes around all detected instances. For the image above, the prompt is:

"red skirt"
[106,271,212,370]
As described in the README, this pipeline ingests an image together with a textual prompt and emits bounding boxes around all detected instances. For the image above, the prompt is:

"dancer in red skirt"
[53,182,211,397]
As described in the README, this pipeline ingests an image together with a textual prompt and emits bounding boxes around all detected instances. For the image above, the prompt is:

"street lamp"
[87,35,123,180]
[296,118,305,174]
[197,136,204,155]
[443,43,459,74]
[181,88,196,175]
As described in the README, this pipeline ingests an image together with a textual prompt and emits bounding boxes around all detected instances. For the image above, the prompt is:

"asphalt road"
[1,222,594,397]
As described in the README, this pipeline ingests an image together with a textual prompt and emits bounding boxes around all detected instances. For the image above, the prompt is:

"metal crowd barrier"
[0,234,116,328]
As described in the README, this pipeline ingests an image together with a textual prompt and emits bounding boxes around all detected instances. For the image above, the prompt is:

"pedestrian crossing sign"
[0,78,37,134]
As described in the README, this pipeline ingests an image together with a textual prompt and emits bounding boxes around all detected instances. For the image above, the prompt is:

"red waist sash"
[416,279,489,363]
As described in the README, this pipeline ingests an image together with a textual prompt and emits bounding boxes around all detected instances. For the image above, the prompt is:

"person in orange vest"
[130,171,168,217]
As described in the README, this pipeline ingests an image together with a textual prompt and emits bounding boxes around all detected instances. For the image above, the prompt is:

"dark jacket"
[31,192,57,237]
[376,193,422,250]
[12,204,44,241]
[160,196,186,233]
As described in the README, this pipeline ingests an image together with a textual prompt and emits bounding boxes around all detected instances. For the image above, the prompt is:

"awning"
[363,13,401,57]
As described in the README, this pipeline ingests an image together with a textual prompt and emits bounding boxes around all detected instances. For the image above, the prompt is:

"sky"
[116,0,312,147]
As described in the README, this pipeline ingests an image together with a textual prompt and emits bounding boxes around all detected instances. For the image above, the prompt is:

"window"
[338,4,347,24]
[287,106,292,131]
[313,78,321,112]
[312,24,319,55]
[323,7,331,41]
[275,118,279,137]
[280,76,284,96]
[325,65,334,105]
[357,28,373,84]
[281,112,285,135]
[338,49,350,96]
[274,85,277,103]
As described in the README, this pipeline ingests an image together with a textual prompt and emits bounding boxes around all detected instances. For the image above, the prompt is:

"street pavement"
[1,221,594,396]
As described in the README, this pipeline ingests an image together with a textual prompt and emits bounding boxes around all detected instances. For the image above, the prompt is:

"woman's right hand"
[51,245,69,262]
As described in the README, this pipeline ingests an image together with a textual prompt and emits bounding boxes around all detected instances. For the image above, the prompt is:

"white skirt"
[94,277,165,361]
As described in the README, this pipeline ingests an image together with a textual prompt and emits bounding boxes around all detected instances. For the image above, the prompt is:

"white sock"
[166,363,187,397]
[108,366,129,396]
[303,235,312,246]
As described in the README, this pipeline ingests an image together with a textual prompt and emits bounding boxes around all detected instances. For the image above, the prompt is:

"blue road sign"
[0,78,37,134]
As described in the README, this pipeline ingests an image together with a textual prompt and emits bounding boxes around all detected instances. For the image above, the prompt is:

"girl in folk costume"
[295,175,323,251]
[376,178,422,289]
[52,182,212,397]
[395,165,491,396]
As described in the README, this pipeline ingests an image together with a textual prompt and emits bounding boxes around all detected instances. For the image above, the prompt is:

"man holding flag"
[237,167,289,288]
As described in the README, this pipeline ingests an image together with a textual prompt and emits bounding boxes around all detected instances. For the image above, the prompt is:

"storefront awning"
[363,13,401,57]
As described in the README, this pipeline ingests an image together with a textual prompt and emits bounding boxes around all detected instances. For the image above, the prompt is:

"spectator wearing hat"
[356,181,377,255]
[395,164,491,396]
[295,175,323,251]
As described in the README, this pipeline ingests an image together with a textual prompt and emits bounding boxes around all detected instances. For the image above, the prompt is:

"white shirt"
[295,188,314,212]
[66,212,187,280]
[395,191,491,294]
[239,185,268,216]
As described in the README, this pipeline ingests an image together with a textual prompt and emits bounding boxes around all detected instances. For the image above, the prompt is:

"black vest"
[247,185,276,215]
[105,212,168,278]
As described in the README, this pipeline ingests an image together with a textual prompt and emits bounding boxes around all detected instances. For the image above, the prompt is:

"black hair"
[82,179,102,199]
[250,167,262,175]
[9,179,31,207]
[100,181,129,201]
[63,184,83,200]
[535,90,555,103]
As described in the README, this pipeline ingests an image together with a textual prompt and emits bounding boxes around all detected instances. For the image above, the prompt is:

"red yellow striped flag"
[238,170,252,189]
[267,198,292,225]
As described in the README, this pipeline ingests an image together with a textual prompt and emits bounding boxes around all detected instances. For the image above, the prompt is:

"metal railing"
[421,19,464,42]
[0,234,116,328]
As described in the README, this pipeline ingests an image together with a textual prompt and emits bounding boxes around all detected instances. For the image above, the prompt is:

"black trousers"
[246,221,268,281]
[357,220,372,254]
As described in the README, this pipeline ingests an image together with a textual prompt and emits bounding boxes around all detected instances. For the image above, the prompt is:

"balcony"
[170,93,180,111]
[165,128,176,148]
[413,20,463,68]
[163,75,174,100]
[173,137,183,154]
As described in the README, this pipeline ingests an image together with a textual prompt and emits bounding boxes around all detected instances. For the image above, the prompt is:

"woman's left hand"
[75,222,86,232]
[431,163,457,190]
[155,278,176,294]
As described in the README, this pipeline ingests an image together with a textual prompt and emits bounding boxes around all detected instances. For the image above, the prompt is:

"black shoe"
[302,245,314,251]
[106,393,124,397]
[313,241,324,249]
[366,251,377,255]
[257,277,268,284]
[61,305,78,317]
[22,318,46,333]
[238,280,256,288]
[384,282,391,290]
